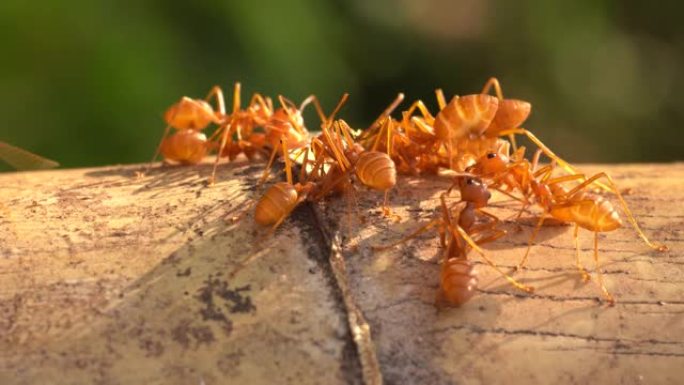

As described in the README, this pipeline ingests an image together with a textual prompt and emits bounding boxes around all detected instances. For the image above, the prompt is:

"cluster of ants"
[152,78,668,307]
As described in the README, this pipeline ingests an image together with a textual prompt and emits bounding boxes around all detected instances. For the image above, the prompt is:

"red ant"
[151,86,226,167]
[465,146,668,304]
[374,176,534,306]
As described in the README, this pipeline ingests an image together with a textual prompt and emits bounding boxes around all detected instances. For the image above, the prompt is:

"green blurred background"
[1,0,682,170]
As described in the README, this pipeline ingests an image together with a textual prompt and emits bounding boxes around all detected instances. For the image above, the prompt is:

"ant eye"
[467,178,475,185]
[486,153,497,159]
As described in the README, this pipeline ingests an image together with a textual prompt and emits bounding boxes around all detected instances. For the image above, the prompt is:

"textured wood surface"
[0,160,682,385]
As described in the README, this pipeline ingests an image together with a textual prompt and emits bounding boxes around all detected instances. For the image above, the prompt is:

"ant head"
[471,150,509,176]
[296,181,317,196]
[457,176,491,208]
[164,97,217,130]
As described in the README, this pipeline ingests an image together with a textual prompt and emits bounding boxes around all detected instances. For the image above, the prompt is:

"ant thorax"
[457,202,477,231]
[272,107,303,124]
[343,143,365,165]
[164,97,217,130]
[458,178,491,208]
[295,181,316,197]
[246,103,271,123]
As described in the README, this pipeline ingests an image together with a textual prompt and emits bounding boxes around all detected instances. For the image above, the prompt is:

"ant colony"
[147,78,668,307]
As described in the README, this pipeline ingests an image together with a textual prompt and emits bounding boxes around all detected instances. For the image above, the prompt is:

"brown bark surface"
[0,160,682,385]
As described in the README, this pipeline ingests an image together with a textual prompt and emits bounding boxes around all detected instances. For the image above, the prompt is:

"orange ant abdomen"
[434,94,499,140]
[485,99,531,137]
[254,182,299,226]
[160,129,209,164]
[354,151,397,191]
[550,194,623,232]
[438,258,478,306]
[264,108,308,150]
[164,97,220,130]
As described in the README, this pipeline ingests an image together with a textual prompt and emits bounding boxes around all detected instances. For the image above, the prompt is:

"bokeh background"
[1,0,682,171]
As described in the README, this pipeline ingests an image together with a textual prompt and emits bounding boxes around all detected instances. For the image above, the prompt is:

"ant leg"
[545,173,587,186]
[465,210,507,243]
[205,85,226,117]
[371,219,442,251]
[593,232,615,305]
[368,93,405,132]
[386,118,393,155]
[382,190,397,218]
[533,164,555,179]
[509,203,529,232]
[231,82,241,114]
[303,141,328,183]
[467,209,502,234]
[225,198,258,224]
[278,95,307,134]
[321,121,350,171]
[280,139,294,185]
[565,172,668,252]
[268,214,289,235]
[530,149,542,172]
[435,89,447,110]
[472,228,508,247]
[342,182,365,235]
[402,100,436,125]
[511,145,527,163]
[371,119,388,152]
[326,93,350,126]
[148,125,172,171]
[258,143,280,186]
[573,224,591,282]
[517,214,547,270]
[496,128,585,183]
[209,121,235,185]
[481,77,504,100]
[481,78,521,150]
[450,224,534,293]
[409,116,435,136]
[333,122,348,152]
[312,165,353,201]
[492,186,527,204]
[299,94,327,125]
[336,119,357,149]
[248,93,274,116]
[508,135,520,158]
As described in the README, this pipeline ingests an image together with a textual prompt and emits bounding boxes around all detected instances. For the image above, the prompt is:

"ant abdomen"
[254,182,299,226]
[485,99,531,137]
[434,94,499,141]
[550,194,623,232]
[354,151,397,191]
[438,258,478,306]
[160,129,208,164]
